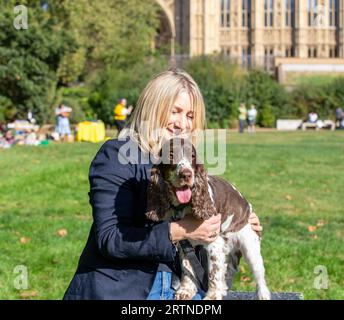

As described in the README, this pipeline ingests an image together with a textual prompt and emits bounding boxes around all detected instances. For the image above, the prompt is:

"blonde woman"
[63,69,262,300]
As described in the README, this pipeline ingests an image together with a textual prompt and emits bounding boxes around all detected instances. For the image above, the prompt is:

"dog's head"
[146,137,217,221]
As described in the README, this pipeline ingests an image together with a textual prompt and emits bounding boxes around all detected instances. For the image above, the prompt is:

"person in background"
[113,98,133,134]
[335,107,343,129]
[0,122,6,135]
[55,104,72,141]
[55,104,63,135]
[307,111,318,123]
[238,103,247,134]
[0,130,15,149]
[247,104,258,134]
[27,110,37,124]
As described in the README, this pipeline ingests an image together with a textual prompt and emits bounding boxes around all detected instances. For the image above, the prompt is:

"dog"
[146,137,271,300]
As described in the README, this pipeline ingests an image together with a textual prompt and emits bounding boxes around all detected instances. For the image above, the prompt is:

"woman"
[63,69,262,300]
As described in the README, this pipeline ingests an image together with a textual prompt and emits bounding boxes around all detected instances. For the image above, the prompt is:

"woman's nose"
[175,115,187,130]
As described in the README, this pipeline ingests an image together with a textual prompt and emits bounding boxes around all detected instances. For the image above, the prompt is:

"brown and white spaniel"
[146,137,271,300]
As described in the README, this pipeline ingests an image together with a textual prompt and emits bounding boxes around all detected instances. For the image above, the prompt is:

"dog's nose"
[179,168,192,181]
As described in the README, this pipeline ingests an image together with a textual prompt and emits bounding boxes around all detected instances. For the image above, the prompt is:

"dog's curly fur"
[191,163,217,220]
[146,167,171,222]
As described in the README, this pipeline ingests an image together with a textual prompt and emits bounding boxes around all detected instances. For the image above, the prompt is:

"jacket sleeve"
[89,140,176,262]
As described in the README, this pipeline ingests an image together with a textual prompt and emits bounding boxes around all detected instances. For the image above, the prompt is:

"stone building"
[155,0,344,69]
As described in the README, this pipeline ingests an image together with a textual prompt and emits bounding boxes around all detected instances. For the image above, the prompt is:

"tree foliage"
[0,0,160,123]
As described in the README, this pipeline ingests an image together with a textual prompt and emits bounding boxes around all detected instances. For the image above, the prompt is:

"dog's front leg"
[174,254,198,300]
[203,237,229,300]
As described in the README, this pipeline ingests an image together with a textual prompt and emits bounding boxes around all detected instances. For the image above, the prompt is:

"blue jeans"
[239,119,246,133]
[146,271,205,300]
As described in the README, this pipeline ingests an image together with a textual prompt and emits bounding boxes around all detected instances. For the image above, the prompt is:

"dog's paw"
[175,289,194,300]
[203,292,223,300]
[257,287,271,300]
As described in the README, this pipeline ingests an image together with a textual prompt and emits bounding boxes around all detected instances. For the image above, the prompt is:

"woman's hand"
[170,214,222,244]
[170,211,262,244]
[248,212,262,233]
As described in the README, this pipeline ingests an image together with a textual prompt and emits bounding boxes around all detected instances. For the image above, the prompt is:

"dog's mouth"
[172,185,192,204]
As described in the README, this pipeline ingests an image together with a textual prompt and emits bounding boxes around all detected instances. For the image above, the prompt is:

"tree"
[0,0,161,123]
[0,3,72,122]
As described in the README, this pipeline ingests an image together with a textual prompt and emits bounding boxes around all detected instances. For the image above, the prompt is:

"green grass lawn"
[0,131,343,300]
[284,73,344,87]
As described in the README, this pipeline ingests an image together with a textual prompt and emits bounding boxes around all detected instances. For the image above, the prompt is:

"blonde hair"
[119,69,206,157]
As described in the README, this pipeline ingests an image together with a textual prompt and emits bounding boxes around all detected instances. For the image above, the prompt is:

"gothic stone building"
[156,0,344,70]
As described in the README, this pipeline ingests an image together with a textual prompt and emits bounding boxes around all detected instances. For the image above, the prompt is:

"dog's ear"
[146,166,170,222]
[191,163,217,219]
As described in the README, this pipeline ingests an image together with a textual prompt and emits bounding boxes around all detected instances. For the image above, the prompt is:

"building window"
[242,0,251,28]
[264,0,274,27]
[221,0,231,27]
[308,47,317,57]
[285,0,295,27]
[285,46,295,57]
[329,46,339,58]
[242,46,252,67]
[329,0,339,27]
[264,47,274,70]
[221,47,231,56]
[308,0,318,26]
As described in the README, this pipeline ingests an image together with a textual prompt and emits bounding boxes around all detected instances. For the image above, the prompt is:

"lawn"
[284,73,342,87]
[0,131,343,300]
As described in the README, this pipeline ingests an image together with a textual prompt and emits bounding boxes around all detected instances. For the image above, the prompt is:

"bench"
[302,122,319,131]
[277,119,303,131]
[302,120,335,131]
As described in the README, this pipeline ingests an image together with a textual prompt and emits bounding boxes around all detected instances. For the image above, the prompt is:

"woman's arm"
[89,140,176,262]
[170,212,262,243]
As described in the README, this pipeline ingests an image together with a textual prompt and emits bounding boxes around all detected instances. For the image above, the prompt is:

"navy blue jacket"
[63,138,177,300]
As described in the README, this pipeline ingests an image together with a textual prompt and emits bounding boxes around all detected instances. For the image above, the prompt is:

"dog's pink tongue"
[176,188,192,204]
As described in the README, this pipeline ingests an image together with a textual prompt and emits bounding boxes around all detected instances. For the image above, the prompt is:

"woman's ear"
[191,163,217,219]
[146,166,170,221]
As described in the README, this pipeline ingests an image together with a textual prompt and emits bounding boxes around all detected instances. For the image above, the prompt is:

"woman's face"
[166,90,194,137]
